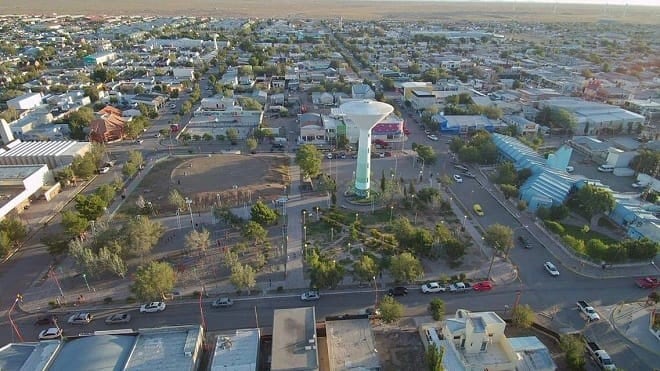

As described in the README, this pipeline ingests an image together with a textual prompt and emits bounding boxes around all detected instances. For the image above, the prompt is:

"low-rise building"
[434,114,495,135]
[271,307,319,371]
[83,51,117,66]
[0,140,90,169]
[0,164,54,219]
[7,92,43,110]
[325,318,380,371]
[210,329,260,371]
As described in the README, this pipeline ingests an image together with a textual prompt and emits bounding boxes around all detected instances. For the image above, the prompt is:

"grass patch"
[560,223,618,245]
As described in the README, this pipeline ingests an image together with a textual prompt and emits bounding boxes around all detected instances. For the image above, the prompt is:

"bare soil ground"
[2,1,657,24]
[120,154,289,216]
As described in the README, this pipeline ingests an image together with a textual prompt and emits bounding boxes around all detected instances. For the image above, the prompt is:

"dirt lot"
[121,154,289,216]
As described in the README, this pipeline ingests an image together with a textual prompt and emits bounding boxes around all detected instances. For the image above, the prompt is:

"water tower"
[340,100,393,198]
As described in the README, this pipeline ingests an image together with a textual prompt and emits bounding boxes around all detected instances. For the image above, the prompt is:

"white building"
[0,140,90,169]
[172,67,196,81]
[7,92,42,110]
[410,89,436,111]
[0,164,54,220]
[540,98,645,136]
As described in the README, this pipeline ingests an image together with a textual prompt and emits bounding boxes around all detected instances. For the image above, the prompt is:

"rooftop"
[48,334,135,371]
[271,307,319,371]
[326,319,380,371]
[509,336,557,371]
[0,140,89,158]
[210,329,260,371]
[125,325,202,371]
[0,164,47,180]
[462,341,512,368]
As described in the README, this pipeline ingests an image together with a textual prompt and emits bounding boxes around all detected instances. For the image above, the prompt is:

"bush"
[511,304,535,328]
[563,235,586,255]
[544,220,565,234]
[276,286,284,293]
[560,334,586,370]
[428,298,445,321]
[516,200,527,210]
[126,296,136,304]
[48,301,61,309]
[103,297,113,304]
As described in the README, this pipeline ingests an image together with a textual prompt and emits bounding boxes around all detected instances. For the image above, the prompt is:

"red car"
[472,281,494,292]
[636,277,660,289]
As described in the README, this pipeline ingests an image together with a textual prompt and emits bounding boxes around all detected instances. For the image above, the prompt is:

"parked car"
[98,166,110,174]
[140,302,166,313]
[67,312,93,325]
[544,261,560,276]
[300,290,320,301]
[473,204,484,216]
[426,134,439,141]
[211,297,234,308]
[597,164,614,172]
[135,139,144,144]
[472,281,494,292]
[566,166,574,173]
[34,315,57,326]
[387,286,409,296]
[360,307,381,319]
[632,180,649,188]
[449,282,472,293]
[635,277,660,288]
[154,132,161,138]
[421,282,446,294]
[453,174,463,183]
[39,327,63,340]
[518,236,532,249]
[105,313,131,325]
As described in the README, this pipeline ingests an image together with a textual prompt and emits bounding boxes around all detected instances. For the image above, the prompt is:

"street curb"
[609,301,660,357]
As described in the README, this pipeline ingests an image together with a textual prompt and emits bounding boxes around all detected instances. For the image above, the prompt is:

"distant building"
[0,139,90,169]
[502,115,539,135]
[433,115,495,135]
[539,98,644,136]
[271,307,319,371]
[351,84,375,100]
[7,92,42,110]
[83,51,117,66]
[0,164,54,220]
[89,107,126,143]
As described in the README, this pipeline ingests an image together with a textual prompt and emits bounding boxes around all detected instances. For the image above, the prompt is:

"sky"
[368,0,659,6]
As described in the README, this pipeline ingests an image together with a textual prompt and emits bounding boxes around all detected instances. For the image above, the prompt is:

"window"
[481,341,488,351]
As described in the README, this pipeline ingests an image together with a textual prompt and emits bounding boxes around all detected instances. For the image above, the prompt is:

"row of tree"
[0,217,28,259]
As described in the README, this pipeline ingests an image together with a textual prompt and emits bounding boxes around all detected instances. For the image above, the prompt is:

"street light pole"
[185,197,195,230]
[373,276,378,308]
[82,273,91,292]
[486,242,499,281]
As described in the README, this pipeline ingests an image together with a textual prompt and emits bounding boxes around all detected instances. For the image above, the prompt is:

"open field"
[1,1,658,24]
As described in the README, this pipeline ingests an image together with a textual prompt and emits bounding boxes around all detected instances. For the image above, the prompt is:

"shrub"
[48,301,61,309]
[511,304,535,328]
[276,286,284,293]
[544,220,565,234]
[103,297,113,304]
[428,298,445,321]
[516,200,527,210]
[126,296,136,304]
[563,235,586,255]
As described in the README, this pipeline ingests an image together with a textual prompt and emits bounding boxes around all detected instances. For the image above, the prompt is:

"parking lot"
[567,150,638,193]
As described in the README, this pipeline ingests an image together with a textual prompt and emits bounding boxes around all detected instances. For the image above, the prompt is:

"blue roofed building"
[492,133,578,211]
[609,193,660,242]
[433,114,495,136]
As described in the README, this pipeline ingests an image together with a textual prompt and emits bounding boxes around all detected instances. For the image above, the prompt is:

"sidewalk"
[473,167,659,279]
[610,302,660,359]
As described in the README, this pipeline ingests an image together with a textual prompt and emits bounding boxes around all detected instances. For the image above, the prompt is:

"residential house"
[89,108,126,143]
[351,84,375,100]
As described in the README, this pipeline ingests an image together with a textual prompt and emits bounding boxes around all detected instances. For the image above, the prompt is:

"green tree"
[620,238,659,261]
[378,296,404,324]
[67,107,95,139]
[295,144,323,179]
[353,255,378,283]
[75,194,107,220]
[241,221,268,245]
[426,346,445,371]
[444,239,466,267]
[61,210,90,237]
[71,153,98,179]
[131,261,176,301]
[511,304,535,328]
[412,143,437,165]
[98,245,128,278]
[83,86,99,102]
[41,234,70,256]
[246,137,258,152]
[307,249,344,289]
[230,263,257,294]
[483,224,514,253]
[125,116,149,139]
[122,216,164,257]
[560,334,586,370]
[573,185,615,223]
[428,298,445,321]
[0,217,27,245]
[495,162,517,185]
[184,228,210,252]
[630,149,660,177]
[168,189,187,211]
[0,231,12,259]
[250,200,278,225]
[128,150,144,168]
[237,97,263,111]
[95,184,116,205]
[226,128,239,144]
[389,252,424,283]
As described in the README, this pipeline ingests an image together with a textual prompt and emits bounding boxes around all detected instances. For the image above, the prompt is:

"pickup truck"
[449,282,471,293]
[585,340,616,370]
[635,276,660,289]
[576,300,600,321]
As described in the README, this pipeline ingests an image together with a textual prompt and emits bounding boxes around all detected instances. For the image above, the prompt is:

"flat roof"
[210,329,260,371]
[0,164,47,180]
[0,343,38,371]
[125,325,202,371]
[48,334,135,371]
[271,307,318,371]
[326,319,380,371]
[0,140,89,158]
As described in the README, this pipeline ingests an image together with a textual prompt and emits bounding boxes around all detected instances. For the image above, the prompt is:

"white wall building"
[7,93,42,110]
[0,164,53,220]
[0,140,90,169]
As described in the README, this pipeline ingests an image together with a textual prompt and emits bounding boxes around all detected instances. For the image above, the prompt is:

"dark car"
[34,315,57,326]
[387,286,409,296]
[518,236,532,249]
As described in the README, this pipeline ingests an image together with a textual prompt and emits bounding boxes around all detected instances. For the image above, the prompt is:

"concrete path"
[611,302,660,357]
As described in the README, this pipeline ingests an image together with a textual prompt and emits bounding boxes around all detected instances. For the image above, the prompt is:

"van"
[597,164,615,173]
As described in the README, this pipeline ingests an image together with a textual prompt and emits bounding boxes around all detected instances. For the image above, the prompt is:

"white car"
[453,174,463,183]
[140,302,166,313]
[300,290,320,301]
[67,312,93,325]
[426,134,439,141]
[154,133,161,138]
[421,282,446,294]
[39,327,63,340]
[98,166,110,174]
[632,181,648,188]
[544,262,560,276]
